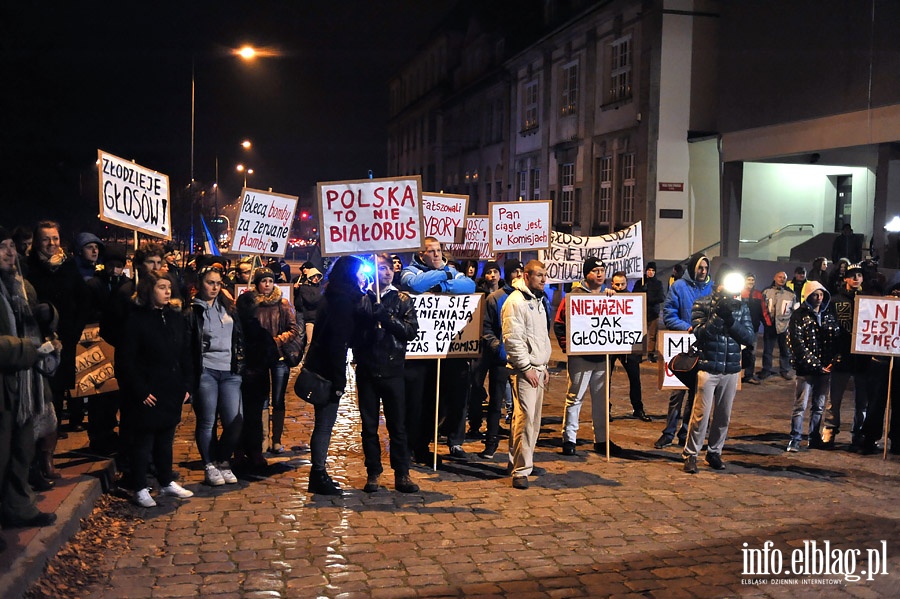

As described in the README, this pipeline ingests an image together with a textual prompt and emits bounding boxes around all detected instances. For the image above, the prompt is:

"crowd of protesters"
[2,222,899,541]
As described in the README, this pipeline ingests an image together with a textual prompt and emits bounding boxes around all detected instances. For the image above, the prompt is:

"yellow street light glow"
[231,45,281,60]
[238,46,257,60]
[236,164,245,172]
[241,140,252,149]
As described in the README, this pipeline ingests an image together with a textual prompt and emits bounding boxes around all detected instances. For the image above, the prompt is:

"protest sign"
[98,150,171,239]
[489,201,551,252]
[71,325,119,397]
[445,215,494,260]
[852,296,900,357]
[566,293,645,355]
[406,293,483,359]
[230,188,298,257]
[657,331,696,390]
[422,193,468,244]
[317,176,424,256]
[539,222,644,283]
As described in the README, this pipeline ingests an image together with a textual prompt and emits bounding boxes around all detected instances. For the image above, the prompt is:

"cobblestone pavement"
[92,358,900,598]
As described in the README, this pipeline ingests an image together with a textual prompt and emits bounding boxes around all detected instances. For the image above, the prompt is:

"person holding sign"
[654,253,713,449]
[554,258,625,457]
[400,237,476,463]
[608,271,651,423]
[682,266,756,474]
[353,254,420,493]
[786,280,839,452]
[503,260,552,489]
[821,263,870,449]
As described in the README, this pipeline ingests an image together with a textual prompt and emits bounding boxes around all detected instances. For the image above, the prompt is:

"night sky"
[1,1,456,234]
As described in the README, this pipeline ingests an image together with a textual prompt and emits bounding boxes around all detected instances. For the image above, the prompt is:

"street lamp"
[236,164,254,187]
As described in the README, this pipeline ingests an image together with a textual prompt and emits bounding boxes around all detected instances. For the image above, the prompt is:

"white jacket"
[501,278,552,373]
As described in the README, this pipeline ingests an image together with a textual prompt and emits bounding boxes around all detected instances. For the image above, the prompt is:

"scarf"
[0,269,53,424]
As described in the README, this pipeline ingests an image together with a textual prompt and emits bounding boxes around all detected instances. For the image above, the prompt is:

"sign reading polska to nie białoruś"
[98,150,171,240]
[566,293,646,355]
[230,187,299,257]
[317,176,424,256]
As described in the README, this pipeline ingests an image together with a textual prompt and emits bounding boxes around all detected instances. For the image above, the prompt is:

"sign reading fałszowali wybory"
[229,187,299,257]
[421,192,468,244]
[317,176,424,256]
[98,150,171,239]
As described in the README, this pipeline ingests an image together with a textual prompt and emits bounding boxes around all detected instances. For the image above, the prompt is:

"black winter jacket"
[353,288,418,378]
[789,301,839,377]
[830,286,871,373]
[691,292,756,374]
[303,289,365,400]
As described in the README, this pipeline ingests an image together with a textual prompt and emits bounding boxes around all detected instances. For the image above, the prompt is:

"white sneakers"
[218,462,238,484]
[159,481,194,498]
[134,488,156,507]
[205,463,225,486]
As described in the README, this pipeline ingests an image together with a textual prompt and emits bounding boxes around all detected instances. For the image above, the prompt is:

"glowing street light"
[236,164,254,187]
[241,139,252,150]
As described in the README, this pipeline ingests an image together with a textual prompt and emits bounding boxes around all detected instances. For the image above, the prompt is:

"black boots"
[308,468,341,495]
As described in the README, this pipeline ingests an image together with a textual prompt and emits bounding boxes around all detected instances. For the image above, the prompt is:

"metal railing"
[739,223,814,244]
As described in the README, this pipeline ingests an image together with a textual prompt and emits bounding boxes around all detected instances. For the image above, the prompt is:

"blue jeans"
[194,368,243,464]
[762,327,792,375]
[662,388,695,442]
[311,400,340,471]
[790,374,829,442]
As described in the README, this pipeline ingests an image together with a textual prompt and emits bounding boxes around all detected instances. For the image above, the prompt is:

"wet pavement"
[24,349,900,597]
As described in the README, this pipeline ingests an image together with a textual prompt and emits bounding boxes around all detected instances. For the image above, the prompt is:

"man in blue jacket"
[401,237,476,463]
[654,252,713,449]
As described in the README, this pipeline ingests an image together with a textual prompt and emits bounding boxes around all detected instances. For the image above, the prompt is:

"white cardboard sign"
[230,188,298,257]
[489,200,551,252]
[317,176,424,256]
[658,331,696,390]
[852,296,900,357]
[445,215,494,260]
[406,293,483,359]
[421,193,468,244]
[539,222,644,283]
[98,150,171,239]
[566,293,646,355]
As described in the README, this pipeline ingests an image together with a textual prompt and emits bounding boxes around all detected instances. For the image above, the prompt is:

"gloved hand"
[371,301,390,323]
[715,299,736,325]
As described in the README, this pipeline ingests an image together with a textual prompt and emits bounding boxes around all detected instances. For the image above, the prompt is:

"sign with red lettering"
[445,215,494,260]
[657,331,696,390]
[566,293,646,355]
[852,296,900,357]
[98,150,171,240]
[422,192,468,244]
[489,200,551,252]
[318,176,424,256]
[230,187,299,257]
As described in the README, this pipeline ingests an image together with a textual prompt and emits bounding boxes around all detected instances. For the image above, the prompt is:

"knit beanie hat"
[483,261,501,275]
[253,267,276,285]
[503,259,524,282]
[582,256,605,278]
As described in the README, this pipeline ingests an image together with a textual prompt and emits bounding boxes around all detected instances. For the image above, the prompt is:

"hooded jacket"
[501,278,551,374]
[482,282,515,366]
[400,253,476,295]
[663,252,713,331]
[788,280,840,376]
[552,278,604,363]
[691,288,756,375]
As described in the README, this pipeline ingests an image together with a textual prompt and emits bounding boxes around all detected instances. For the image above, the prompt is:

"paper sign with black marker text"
[489,201,551,252]
[317,176,424,256]
[406,293,483,359]
[539,222,644,283]
[445,215,494,260]
[98,150,171,239]
[422,193,468,244]
[566,293,645,355]
[230,188,298,257]
[658,331,696,390]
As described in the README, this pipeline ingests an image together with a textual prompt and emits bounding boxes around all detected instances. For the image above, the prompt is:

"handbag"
[293,366,333,407]
[668,343,700,388]
[281,335,304,367]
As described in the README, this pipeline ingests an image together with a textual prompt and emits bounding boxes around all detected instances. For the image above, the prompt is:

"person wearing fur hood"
[786,280,840,452]
[236,268,305,466]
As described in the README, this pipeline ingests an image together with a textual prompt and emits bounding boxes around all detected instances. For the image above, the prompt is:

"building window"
[517,170,527,200]
[523,80,539,131]
[561,62,578,115]
[560,163,575,224]
[598,156,612,226]
[619,152,635,224]
[530,168,541,200]
[610,35,632,102]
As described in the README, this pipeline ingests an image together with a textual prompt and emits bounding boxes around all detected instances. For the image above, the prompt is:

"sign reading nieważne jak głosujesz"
[405,294,483,359]
[230,187,299,257]
[98,150,171,240]
[489,200,551,252]
[317,176,424,256]
[539,222,644,284]
[566,293,646,355]
[421,192,468,244]
[852,295,900,357]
